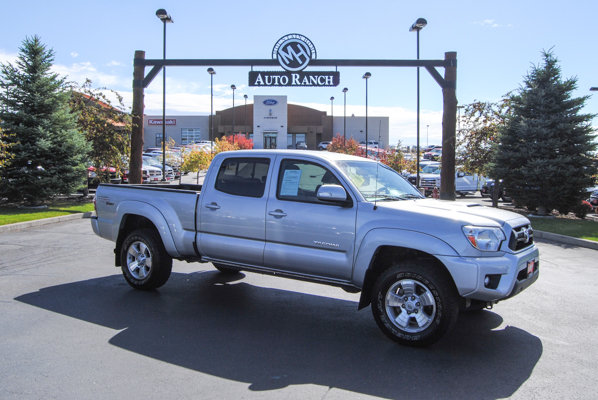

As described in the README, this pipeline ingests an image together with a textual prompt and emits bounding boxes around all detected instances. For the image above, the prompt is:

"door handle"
[268,209,287,218]
[205,202,221,210]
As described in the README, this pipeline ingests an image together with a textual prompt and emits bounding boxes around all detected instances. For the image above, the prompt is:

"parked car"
[586,188,598,212]
[295,141,308,150]
[423,148,442,161]
[318,141,331,150]
[408,163,484,197]
[87,165,121,187]
[421,145,438,153]
[121,165,163,184]
[481,179,512,202]
[143,156,175,181]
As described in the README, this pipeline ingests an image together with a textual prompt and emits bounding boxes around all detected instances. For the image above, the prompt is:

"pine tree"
[489,50,597,215]
[0,36,89,205]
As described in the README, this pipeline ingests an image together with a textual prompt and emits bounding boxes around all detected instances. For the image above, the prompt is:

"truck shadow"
[15,271,542,399]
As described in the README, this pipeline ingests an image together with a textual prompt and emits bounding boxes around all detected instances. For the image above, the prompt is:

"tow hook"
[485,302,495,310]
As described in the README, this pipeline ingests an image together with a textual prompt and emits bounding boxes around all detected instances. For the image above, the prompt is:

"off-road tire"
[371,260,459,347]
[121,228,172,290]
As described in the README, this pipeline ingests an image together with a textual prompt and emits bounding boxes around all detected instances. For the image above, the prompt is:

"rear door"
[198,156,272,266]
[264,157,357,281]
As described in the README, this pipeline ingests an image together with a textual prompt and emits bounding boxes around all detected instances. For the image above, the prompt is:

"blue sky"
[2,0,597,146]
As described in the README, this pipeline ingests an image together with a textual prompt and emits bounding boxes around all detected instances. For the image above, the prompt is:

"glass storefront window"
[181,128,201,145]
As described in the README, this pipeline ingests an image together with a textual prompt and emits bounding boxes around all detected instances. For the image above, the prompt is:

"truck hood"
[375,198,528,227]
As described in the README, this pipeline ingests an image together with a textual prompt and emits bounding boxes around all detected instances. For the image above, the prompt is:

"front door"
[264,133,277,149]
[264,158,357,281]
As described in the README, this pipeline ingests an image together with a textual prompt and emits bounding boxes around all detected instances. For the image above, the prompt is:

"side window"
[277,159,342,203]
[215,157,270,198]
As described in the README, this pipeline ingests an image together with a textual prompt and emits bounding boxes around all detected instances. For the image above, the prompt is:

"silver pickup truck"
[91,150,539,346]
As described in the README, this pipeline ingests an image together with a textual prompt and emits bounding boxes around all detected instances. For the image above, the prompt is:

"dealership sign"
[248,34,339,87]
[148,119,176,125]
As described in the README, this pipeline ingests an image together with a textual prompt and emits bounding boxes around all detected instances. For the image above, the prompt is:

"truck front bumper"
[437,245,540,302]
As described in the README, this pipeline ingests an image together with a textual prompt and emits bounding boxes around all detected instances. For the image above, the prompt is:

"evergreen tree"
[0,36,89,205]
[489,50,597,215]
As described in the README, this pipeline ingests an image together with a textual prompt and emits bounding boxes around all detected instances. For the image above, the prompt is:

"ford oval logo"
[263,99,278,106]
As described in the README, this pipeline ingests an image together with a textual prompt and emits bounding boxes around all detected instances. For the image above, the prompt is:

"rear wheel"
[121,229,172,290]
[371,260,459,347]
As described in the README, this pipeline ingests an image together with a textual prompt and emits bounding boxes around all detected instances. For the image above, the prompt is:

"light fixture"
[342,88,348,145]
[207,68,216,153]
[156,8,173,181]
[244,94,248,137]
[410,17,426,189]
[231,84,236,144]
[363,72,371,157]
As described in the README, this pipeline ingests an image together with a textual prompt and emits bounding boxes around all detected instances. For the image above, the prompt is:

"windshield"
[422,164,441,174]
[335,160,424,202]
[143,157,161,167]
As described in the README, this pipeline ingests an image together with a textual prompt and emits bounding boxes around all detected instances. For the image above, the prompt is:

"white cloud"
[0,49,18,65]
[51,61,130,89]
[71,52,78,58]
[106,60,121,66]
[473,20,507,28]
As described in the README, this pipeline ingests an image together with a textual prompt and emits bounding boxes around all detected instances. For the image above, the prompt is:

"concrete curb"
[534,230,598,251]
[1,211,597,251]
[0,212,95,234]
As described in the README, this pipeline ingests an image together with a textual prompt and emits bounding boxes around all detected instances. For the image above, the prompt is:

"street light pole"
[410,17,427,188]
[427,125,429,146]
[330,96,334,140]
[156,8,173,181]
[231,84,236,144]
[207,68,216,154]
[244,94,248,137]
[342,88,348,145]
[363,72,371,157]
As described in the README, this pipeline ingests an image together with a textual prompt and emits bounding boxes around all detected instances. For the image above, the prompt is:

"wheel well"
[114,214,159,266]
[357,246,455,310]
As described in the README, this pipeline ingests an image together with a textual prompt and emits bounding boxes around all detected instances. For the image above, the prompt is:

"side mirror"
[317,185,348,203]
[457,171,465,178]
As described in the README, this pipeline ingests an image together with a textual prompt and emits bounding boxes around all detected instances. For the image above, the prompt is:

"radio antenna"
[373,120,382,211]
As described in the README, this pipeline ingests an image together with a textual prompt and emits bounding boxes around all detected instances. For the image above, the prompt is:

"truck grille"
[508,224,534,251]
[421,178,438,188]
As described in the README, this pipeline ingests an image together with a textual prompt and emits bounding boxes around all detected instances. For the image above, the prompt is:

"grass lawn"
[528,217,598,242]
[0,201,94,226]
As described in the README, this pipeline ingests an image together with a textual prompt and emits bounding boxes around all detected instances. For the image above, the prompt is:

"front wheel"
[371,260,459,347]
[121,229,172,290]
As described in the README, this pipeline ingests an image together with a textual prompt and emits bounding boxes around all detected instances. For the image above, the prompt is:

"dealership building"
[143,95,389,151]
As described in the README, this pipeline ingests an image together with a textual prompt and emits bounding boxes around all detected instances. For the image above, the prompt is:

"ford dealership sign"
[263,99,278,106]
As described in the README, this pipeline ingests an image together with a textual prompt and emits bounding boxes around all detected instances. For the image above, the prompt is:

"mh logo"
[272,34,316,72]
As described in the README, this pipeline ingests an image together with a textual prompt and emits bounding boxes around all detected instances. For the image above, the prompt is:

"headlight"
[462,226,506,252]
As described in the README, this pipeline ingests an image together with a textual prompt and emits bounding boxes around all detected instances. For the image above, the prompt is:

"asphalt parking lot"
[1,218,597,399]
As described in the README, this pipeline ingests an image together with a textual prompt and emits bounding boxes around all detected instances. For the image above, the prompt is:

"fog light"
[484,274,501,289]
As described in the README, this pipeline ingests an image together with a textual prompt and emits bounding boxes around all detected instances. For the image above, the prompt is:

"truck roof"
[219,150,376,163]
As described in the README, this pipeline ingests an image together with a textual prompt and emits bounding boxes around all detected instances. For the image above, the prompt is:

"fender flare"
[113,201,181,258]
[353,228,459,286]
